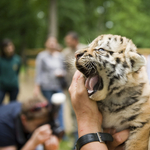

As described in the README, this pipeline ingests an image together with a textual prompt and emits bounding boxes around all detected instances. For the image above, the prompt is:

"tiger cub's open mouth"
[76,63,103,96]
[85,75,103,96]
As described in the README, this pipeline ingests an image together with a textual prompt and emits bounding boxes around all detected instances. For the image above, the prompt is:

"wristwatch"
[75,132,113,150]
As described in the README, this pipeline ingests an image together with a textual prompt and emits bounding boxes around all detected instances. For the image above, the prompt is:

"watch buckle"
[97,132,103,143]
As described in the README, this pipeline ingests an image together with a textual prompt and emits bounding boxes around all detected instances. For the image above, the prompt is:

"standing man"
[62,31,86,86]
[62,31,86,148]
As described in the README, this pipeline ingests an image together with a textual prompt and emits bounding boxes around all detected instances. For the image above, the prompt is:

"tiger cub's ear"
[129,52,146,72]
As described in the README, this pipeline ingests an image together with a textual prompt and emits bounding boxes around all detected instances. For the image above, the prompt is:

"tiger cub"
[75,34,150,150]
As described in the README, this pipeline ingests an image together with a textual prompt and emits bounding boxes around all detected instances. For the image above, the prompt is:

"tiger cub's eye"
[98,48,105,51]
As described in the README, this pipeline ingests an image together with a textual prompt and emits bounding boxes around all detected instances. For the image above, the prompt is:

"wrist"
[30,137,39,148]
[21,138,38,150]
[78,120,102,138]
[76,132,113,150]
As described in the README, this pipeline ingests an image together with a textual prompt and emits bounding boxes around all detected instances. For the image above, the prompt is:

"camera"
[48,104,65,139]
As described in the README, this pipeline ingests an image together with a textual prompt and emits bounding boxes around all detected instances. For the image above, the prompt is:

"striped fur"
[75,34,150,150]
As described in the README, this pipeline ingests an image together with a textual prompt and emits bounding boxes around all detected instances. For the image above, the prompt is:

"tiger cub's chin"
[75,34,150,150]
[89,89,107,101]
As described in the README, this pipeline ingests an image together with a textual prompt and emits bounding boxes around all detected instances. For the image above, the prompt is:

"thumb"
[76,73,87,94]
[107,129,129,150]
[69,70,84,93]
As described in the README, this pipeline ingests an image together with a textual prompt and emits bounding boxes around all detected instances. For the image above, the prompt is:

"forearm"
[77,117,102,137]
[69,71,108,150]
[0,146,17,150]
[21,139,37,150]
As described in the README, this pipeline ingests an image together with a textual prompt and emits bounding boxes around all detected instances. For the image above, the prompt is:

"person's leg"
[42,90,65,130]
[0,89,6,105]
[9,88,19,102]
[41,90,54,104]
[57,103,64,129]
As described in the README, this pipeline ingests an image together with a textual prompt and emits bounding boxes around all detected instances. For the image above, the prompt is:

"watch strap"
[76,132,113,150]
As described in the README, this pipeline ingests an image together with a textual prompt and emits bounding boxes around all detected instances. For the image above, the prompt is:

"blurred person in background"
[62,31,86,86]
[0,96,63,150]
[33,36,66,131]
[62,31,87,148]
[0,39,21,105]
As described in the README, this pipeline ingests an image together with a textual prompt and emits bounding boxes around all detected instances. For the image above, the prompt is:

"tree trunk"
[48,0,58,38]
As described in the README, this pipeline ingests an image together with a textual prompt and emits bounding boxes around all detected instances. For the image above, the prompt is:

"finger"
[70,70,81,86]
[45,135,59,144]
[38,124,51,133]
[44,136,59,150]
[76,72,86,92]
[104,128,116,135]
[41,124,51,129]
[43,128,52,135]
[42,128,52,135]
[107,129,129,150]
[115,145,125,150]
[69,70,82,93]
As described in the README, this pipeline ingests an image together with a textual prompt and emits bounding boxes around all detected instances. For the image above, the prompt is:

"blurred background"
[1,0,150,149]
[1,0,150,52]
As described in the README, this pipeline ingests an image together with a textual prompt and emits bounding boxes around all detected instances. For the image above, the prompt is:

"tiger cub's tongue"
[85,75,99,91]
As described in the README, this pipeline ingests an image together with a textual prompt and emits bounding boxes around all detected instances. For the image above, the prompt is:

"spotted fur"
[75,34,150,150]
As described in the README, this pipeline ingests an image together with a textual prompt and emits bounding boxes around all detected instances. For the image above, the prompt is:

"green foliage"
[58,0,85,43]
[59,140,72,150]
[105,0,150,47]
[0,0,39,52]
[0,0,150,54]
[58,0,105,44]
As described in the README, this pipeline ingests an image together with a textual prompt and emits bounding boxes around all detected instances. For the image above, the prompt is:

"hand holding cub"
[69,70,129,150]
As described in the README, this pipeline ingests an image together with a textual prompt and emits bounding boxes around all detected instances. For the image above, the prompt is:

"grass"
[59,134,76,150]
[59,140,73,150]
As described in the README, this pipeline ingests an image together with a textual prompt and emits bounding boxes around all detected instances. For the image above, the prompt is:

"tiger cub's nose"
[75,52,84,60]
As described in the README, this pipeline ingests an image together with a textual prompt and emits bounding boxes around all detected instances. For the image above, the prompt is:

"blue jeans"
[0,88,19,105]
[41,90,64,130]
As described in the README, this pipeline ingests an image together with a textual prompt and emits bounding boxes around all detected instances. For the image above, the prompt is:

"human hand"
[44,135,59,150]
[30,124,52,147]
[104,129,129,150]
[69,70,103,137]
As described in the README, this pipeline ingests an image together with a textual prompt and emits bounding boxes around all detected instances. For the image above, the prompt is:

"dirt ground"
[3,68,75,134]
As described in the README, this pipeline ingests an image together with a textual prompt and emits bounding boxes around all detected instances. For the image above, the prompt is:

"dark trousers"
[41,90,64,130]
[0,88,19,105]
